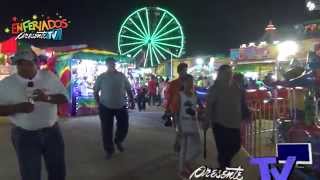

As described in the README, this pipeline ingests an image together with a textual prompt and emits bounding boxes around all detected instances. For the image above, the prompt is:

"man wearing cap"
[0,49,68,180]
[94,58,134,159]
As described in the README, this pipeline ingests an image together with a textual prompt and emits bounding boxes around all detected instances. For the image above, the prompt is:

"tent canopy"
[56,48,131,63]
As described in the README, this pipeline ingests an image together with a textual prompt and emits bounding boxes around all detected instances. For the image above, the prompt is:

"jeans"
[98,104,129,153]
[213,123,240,169]
[11,123,66,180]
[148,95,157,106]
[137,96,146,111]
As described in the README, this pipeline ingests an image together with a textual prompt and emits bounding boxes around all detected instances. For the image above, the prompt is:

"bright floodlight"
[209,57,215,67]
[277,41,299,61]
[307,1,316,11]
[196,58,204,65]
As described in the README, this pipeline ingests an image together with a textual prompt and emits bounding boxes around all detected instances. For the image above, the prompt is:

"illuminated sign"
[250,156,296,180]
[230,46,278,61]
[250,143,313,180]
[4,14,71,40]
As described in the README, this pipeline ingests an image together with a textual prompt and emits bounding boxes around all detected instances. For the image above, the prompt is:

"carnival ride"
[118,7,184,68]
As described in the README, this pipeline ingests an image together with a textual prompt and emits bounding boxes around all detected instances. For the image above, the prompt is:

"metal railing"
[241,88,290,156]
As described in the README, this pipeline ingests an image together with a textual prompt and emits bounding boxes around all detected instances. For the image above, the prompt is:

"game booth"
[230,43,278,82]
[0,37,18,80]
[0,41,133,118]
[0,38,19,123]
[50,48,131,117]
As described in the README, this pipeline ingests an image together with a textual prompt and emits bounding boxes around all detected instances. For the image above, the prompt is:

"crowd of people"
[164,63,250,179]
[132,74,170,111]
[0,48,250,180]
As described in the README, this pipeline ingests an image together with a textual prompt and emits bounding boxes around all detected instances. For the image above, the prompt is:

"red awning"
[1,37,17,54]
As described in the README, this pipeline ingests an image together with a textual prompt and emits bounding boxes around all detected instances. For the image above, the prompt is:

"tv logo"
[250,156,296,180]
[250,143,313,180]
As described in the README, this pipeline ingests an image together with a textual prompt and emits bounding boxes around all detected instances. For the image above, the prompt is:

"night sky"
[1,0,308,56]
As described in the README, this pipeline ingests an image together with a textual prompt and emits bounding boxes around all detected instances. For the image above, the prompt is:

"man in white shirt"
[0,49,69,180]
[94,58,134,159]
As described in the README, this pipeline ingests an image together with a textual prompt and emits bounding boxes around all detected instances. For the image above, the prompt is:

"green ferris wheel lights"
[152,19,174,39]
[129,18,146,37]
[146,9,151,36]
[152,12,166,38]
[157,7,184,57]
[144,44,150,67]
[149,44,154,67]
[118,7,185,67]
[120,35,144,41]
[154,36,182,42]
[122,43,145,55]
[133,48,143,58]
[151,46,161,64]
[154,44,177,57]
[155,42,181,49]
[153,45,167,60]
[137,11,148,36]
[123,26,145,39]
[155,26,180,39]
[119,41,144,47]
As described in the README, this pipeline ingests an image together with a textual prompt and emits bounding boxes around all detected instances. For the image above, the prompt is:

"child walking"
[137,86,147,111]
[174,74,202,179]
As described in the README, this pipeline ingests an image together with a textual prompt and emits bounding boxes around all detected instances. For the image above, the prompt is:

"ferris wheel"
[118,7,184,67]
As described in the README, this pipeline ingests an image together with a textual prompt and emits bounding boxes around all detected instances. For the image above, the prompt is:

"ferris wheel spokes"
[155,42,181,49]
[149,44,154,67]
[122,43,145,55]
[129,18,147,37]
[119,41,145,47]
[118,7,184,67]
[154,36,182,42]
[153,45,167,60]
[154,26,180,39]
[133,48,143,58]
[154,43,178,57]
[152,12,167,39]
[123,26,145,39]
[145,9,151,36]
[137,11,149,37]
[151,46,161,64]
[152,19,174,39]
[144,44,151,67]
[120,34,144,42]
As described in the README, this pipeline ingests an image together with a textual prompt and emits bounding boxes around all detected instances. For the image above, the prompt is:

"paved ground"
[0,108,260,180]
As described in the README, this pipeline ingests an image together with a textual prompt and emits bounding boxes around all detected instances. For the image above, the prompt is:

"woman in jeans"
[206,65,242,169]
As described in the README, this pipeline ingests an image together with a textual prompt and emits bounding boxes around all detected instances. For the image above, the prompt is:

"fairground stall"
[49,48,131,117]
[0,38,16,123]
[187,55,230,88]
[0,37,18,80]
[230,42,278,84]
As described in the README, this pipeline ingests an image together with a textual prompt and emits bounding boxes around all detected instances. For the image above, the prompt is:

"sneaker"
[116,143,125,152]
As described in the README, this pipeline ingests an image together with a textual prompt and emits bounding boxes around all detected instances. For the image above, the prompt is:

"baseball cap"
[11,49,36,64]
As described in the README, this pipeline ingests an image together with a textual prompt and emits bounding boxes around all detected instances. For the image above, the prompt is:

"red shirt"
[148,80,157,96]
[164,78,182,113]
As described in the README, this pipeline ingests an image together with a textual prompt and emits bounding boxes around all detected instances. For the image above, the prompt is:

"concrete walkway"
[0,110,260,180]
